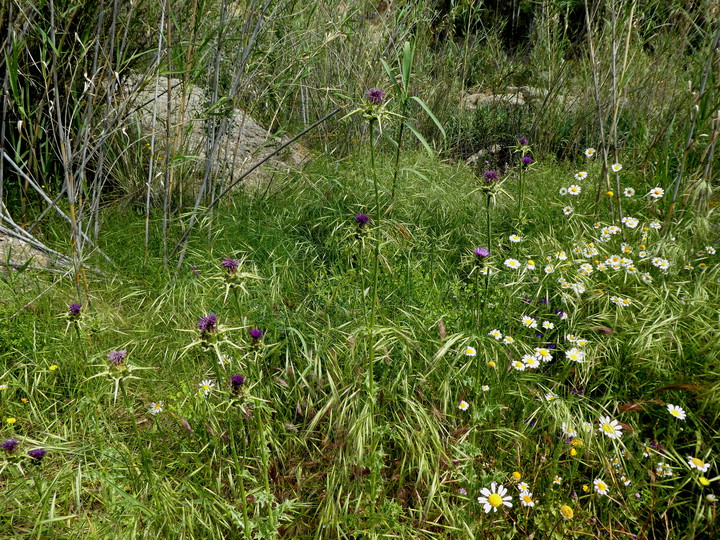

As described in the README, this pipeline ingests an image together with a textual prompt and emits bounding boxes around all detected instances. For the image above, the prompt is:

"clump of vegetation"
[1,1,719,538]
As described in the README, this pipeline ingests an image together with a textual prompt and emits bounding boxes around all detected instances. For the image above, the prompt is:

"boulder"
[121,75,307,193]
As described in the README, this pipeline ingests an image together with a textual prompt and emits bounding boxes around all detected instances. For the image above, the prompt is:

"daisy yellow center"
[597,481,606,491]
[560,505,574,519]
[488,494,503,507]
[670,409,681,417]
[154,404,162,410]
[691,458,704,468]
[602,423,615,434]
[522,495,532,503]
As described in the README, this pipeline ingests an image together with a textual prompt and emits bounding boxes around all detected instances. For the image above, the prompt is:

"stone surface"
[121,75,307,192]
[0,234,53,269]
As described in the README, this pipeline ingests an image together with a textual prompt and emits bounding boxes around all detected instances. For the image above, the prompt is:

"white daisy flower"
[598,415,623,439]
[503,336,515,344]
[585,148,596,158]
[481,385,490,392]
[218,354,232,366]
[544,264,555,273]
[488,329,503,340]
[649,221,662,229]
[622,216,639,228]
[465,346,477,357]
[511,360,526,371]
[594,477,610,495]
[666,404,686,420]
[505,258,521,269]
[565,347,584,362]
[687,456,710,473]
[611,163,622,172]
[149,401,164,415]
[458,400,470,411]
[509,234,523,243]
[519,491,536,507]
[198,380,215,397]
[623,187,635,197]
[477,482,513,513]
[575,171,588,181]
[523,356,540,369]
[563,206,574,216]
[648,187,665,199]
[522,315,538,328]
[568,185,581,195]
[562,422,577,438]
[542,320,555,330]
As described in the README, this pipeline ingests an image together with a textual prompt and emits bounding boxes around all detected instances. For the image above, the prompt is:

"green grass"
[1,149,719,538]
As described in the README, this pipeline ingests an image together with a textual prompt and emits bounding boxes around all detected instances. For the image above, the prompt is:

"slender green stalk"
[390,107,407,202]
[368,119,380,397]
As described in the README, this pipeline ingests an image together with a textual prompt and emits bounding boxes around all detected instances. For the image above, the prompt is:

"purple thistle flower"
[367,88,384,105]
[221,257,239,275]
[197,314,218,336]
[108,350,127,366]
[522,156,533,164]
[68,303,81,317]
[355,213,370,228]
[483,170,499,183]
[249,328,263,341]
[230,374,246,392]
[518,137,528,145]
[192,265,198,276]
[474,247,490,258]
[2,438,19,453]
[27,448,47,460]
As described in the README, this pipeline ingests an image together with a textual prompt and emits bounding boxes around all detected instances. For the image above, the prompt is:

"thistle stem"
[368,119,380,397]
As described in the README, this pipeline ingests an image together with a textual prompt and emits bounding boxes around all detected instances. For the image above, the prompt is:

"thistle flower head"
[221,257,239,275]
[27,448,47,460]
[474,247,490,258]
[68,303,81,317]
[197,314,218,336]
[522,156,532,164]
[108,350,127,366]
[355,213,370,227]
[484,170,500,183]
[366,88,385,105]
[249,328,263,341]
[518,137,528,145]
[231,374,246,392]
[2,438,19,453]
